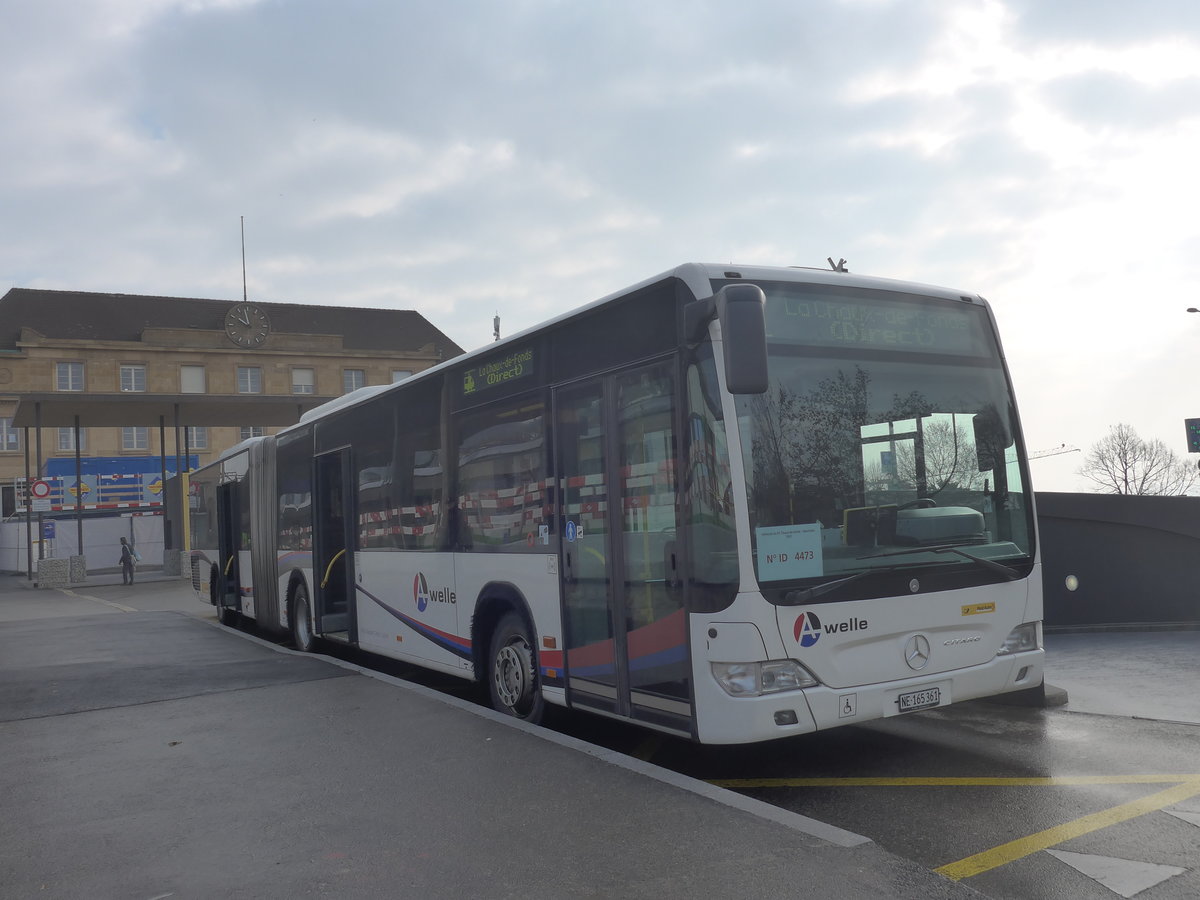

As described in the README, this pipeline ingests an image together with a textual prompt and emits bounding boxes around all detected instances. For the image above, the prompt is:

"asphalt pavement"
[2,567,1197,898]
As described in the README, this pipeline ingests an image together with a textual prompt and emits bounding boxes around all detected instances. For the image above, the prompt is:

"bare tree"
[891,416,987,496]
[1078,424,1199,496]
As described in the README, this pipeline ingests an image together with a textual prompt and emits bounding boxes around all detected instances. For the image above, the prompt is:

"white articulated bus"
[189,263,1043,744]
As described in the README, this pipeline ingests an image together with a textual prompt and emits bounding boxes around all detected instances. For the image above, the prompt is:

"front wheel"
[487,612,544,724]
[290,582,317,652]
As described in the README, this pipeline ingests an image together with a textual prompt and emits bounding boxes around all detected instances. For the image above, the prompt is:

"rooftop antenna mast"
[240,216,248,302]
[493,312,501,342]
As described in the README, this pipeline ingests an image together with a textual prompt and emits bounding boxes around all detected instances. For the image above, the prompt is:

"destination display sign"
[460,346,537,399]
[757,285,993,357]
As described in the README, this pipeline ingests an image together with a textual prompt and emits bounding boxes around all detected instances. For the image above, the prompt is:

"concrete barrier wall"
[0,513,165,575]
[1037,492,1200,629]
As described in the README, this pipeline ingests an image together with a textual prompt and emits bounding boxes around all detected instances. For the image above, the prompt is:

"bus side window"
[390,379,445,551]
[453,398,547,554]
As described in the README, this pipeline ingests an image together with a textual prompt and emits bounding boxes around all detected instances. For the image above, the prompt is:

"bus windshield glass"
[726,279,1035,599]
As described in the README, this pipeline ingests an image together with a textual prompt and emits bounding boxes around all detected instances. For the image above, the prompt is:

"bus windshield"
[727,279,1035,599]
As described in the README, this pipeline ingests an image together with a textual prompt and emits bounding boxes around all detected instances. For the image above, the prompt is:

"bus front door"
[313,449,357,643]
[555,362,692,735]
[216,481,241,615]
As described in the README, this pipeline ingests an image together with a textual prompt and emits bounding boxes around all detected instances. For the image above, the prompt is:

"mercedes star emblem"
[905,634,931,671]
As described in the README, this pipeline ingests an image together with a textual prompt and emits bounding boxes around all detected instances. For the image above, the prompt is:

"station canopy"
[10,392,337,429]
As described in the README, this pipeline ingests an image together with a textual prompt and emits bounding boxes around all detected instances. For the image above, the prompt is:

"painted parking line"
[710,775,1200,788]
[936,778,1200,881]
[57,587,137,613]
[709,774,1200,881]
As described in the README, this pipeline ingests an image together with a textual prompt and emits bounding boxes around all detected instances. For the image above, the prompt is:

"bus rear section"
[188,437,277,628]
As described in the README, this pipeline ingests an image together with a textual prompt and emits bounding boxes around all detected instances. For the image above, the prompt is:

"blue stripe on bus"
[356,585,473,661]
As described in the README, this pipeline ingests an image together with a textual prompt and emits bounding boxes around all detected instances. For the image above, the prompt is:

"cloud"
[3,1,1200,490]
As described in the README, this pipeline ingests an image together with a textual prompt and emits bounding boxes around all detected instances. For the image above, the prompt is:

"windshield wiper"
[782,566,903,605]
[859,544,1021,581]
[780,545,1022,605]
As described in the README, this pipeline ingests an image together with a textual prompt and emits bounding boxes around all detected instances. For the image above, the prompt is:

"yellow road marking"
[707,774,1200,882]
[710,775,1200,788]
[936,778,1200,881]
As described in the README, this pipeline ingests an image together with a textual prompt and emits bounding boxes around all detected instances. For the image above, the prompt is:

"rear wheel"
[212,568,239,627]
[290,582,316,652]
[487,612,543,724]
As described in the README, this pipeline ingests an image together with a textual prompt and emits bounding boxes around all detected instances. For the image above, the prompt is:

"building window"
[120,364,147,393]
[186,426,208,450]
[121,427,149,451]
[57,427,87,452]
[391,369,413,383]
[181,365,206,393]
[240,426,265,440]
[56,361,84,392]
[343,369,365,393]
[0,418,19,452]
[292,368,315,395]
[237,366,262,394]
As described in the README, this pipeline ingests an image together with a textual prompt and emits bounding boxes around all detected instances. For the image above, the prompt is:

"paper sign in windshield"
[757,523,823,581]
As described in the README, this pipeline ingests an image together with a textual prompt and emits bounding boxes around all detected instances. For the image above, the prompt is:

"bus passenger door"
[556,362,692,734]
[216,481,241,613]
[313,449,357,643]
[556,383,622,713]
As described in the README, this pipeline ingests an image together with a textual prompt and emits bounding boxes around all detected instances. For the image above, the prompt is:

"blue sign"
[42,521,56,540]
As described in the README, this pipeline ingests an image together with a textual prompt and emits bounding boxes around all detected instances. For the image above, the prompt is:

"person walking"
[119,536,135,585]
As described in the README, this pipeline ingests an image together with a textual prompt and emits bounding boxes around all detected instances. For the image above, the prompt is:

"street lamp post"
[1188,309,1200,462]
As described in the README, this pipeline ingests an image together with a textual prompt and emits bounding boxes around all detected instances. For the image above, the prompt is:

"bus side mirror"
[687,284,768,394]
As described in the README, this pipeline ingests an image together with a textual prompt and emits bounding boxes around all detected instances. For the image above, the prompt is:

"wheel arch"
[471,581,536,682]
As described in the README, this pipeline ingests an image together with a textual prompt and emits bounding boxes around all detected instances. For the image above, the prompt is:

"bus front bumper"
[695,649,1044,745]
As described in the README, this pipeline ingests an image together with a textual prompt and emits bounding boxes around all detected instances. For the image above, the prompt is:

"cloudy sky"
[4,0,1199,492]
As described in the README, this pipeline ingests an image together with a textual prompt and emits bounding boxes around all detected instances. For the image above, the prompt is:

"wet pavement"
[2,568,1197,898]
[1043,629,1200,725]
[1,570,975,899]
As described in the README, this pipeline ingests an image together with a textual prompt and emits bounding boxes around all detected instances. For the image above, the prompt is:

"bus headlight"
[996,622,1041,656]
[711,660,818,697]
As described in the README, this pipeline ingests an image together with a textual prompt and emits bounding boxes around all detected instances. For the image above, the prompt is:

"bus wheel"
[488,612,543,724]
[290,583,316,652]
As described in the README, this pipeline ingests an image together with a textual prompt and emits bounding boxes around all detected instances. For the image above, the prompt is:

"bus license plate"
[898,687,941,712]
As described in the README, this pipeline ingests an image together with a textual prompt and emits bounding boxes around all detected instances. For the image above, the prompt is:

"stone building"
[0,287,464,516]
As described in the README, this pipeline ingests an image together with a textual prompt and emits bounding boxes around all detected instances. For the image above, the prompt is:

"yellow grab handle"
[321,548,346,589]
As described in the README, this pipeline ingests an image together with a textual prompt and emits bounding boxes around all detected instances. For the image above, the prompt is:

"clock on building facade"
[224,303,271,347]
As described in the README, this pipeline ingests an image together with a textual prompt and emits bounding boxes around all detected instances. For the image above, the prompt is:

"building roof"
[0,287,465,357]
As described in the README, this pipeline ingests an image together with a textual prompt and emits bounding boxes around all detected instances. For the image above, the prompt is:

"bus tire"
[212,568,239,627]
[290,582,317,652]
[487,612,543,724]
